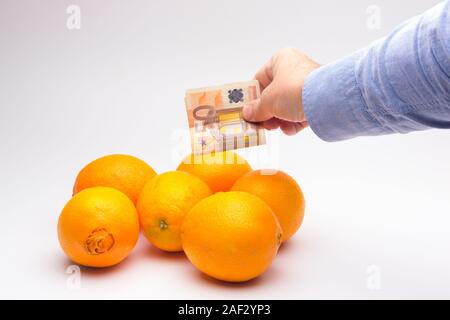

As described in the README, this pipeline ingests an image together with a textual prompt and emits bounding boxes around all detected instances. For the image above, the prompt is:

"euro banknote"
[185,80,266,155]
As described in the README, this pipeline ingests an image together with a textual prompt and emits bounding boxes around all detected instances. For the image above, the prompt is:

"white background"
[1,0,449,299]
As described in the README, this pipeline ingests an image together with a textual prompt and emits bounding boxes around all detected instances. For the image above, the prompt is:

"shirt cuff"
[302,50,388,142]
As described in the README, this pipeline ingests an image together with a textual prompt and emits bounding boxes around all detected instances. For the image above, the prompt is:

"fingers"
[254,60,273,90]
[280,121,308,135]
[243,81,301,123]
[261,118,308,136]
[262,118,280,130]
[242,87,276,122]
[246,55,280,122]
[246,48,317,124]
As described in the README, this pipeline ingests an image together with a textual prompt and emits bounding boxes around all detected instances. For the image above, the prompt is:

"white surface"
[1,0,449,299]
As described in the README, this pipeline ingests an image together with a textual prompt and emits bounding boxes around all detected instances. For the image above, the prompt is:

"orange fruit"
[137,171,212,252]
[58,187,140,267]
[181,191,282,282]
[232,170,305,242]
[177,151,252,193]
[73,154,156,204]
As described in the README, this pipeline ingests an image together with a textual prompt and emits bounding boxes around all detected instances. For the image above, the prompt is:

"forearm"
[303,1,450,142]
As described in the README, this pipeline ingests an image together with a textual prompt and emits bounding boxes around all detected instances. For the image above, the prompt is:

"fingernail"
[242,104,252,120]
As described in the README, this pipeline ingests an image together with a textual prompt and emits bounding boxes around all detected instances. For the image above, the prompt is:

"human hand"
[243,48,320,135]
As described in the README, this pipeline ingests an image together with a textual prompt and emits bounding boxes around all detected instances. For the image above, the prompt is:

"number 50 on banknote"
[185,80,266,155]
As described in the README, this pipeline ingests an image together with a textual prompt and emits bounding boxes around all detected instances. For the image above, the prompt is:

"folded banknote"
[185,80,266,155]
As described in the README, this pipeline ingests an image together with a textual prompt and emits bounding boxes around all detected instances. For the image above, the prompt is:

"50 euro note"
[185,80,266,155]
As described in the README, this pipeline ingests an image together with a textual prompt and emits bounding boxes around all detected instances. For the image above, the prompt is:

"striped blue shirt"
[303,1,450,141]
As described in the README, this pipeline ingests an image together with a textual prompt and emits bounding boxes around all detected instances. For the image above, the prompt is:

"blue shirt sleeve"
[303,1,450,142]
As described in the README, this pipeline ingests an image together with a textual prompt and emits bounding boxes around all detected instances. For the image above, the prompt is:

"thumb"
[242,90,275,122]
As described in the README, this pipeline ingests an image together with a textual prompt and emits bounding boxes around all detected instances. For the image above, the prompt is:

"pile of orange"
[57,151,305,282]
